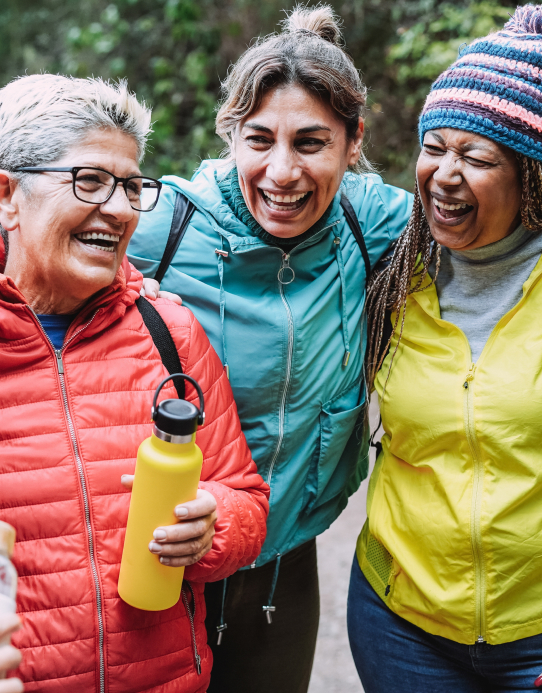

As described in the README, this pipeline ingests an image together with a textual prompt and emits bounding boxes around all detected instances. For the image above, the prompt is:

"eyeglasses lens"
[136,179,161,212]
[74,169,159,211]
[75,169,114,204]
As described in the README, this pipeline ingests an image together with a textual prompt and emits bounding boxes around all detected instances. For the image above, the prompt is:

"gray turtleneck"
[435,225,542,361]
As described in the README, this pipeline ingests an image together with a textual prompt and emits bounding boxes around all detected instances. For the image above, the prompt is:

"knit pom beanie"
[419,5,542,162]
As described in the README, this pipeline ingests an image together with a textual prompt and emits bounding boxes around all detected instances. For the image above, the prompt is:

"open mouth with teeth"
[74,231,121,253]
[432,197,474,221]
[260,189,312,212]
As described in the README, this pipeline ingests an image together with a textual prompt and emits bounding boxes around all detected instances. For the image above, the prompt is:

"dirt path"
[308,481,367,693]
[308,405,380,693]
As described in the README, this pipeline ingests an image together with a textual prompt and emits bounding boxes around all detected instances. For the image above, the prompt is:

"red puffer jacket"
[0,258,269,692]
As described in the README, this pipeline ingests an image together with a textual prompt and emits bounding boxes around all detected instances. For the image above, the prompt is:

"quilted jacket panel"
[0,258,269,692]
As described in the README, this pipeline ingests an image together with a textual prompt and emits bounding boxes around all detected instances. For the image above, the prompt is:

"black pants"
[204,539,320,693]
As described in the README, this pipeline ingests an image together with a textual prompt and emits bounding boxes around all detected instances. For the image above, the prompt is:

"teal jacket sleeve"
[345,174,413,272]
[127,184,178,278]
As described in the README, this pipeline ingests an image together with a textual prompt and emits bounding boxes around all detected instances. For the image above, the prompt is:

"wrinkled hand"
[121,476,217,566]
[0,613,23,692]
[140,278,182,306]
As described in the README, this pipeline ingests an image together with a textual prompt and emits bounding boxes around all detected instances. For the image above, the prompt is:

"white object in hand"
[0,523,17,679]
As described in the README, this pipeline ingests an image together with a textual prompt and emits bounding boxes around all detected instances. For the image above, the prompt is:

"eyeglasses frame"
[12,166,162,212]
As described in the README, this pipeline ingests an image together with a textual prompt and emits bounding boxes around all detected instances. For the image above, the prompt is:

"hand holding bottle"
[121,478,217,566]
[0,613,23,692]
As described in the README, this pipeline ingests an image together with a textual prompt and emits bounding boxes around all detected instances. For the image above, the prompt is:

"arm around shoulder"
[346,174,413,268]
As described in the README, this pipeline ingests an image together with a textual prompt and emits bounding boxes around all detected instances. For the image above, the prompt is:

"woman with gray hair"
[0,73,269,692]
[130,5,412,692]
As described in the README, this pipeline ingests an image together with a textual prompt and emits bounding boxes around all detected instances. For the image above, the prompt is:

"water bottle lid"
[0,522,15,558]
[154,398,199,437]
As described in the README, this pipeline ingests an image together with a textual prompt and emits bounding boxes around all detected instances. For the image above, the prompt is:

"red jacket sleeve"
[153,299,269,582]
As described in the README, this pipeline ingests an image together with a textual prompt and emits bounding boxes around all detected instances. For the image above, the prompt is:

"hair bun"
[504,4,542,34]
[283,4,343,46]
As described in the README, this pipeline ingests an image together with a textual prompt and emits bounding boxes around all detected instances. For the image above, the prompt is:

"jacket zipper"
[264,229,338,487]
[463,363,486,644]
[28,309,107,691]
[267,252,295,486]
[182,583,201,675]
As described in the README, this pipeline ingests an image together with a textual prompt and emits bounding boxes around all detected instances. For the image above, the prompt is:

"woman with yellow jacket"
[348,5,542,691]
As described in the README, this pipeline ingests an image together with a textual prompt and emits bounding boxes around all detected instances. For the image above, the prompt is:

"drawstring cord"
[215,241,230,379]
[262,553,281,624]
[216,577,228,645]
[333,232,351,367]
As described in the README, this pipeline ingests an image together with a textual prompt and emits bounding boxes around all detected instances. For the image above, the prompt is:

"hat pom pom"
[504,4,542,34]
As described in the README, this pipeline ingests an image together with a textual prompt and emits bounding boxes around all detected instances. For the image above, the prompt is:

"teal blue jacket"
[128,161,412,566]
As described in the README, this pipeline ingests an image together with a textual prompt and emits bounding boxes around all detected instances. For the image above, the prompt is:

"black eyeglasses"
[13,166,162,212]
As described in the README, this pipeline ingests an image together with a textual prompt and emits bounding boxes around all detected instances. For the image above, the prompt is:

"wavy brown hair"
[216,4,372,174]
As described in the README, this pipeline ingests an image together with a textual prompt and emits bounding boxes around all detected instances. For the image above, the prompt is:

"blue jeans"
[347,557,542,692]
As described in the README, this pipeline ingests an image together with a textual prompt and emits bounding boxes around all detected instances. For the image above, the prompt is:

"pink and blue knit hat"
[419,5,542,162]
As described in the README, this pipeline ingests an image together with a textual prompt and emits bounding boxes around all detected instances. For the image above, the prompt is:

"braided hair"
[365,153,542,394]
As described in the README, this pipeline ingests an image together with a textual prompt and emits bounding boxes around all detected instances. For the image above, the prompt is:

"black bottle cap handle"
[151,373,205,426]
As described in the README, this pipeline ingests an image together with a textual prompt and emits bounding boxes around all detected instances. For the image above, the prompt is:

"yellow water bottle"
[118,373,205,611]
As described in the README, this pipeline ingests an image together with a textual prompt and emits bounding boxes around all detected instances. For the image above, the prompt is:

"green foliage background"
[0,0,520,189]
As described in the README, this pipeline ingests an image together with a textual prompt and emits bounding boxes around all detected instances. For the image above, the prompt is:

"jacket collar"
[161,160,343,255]
[0,235,143,344]
[409,251,542,321]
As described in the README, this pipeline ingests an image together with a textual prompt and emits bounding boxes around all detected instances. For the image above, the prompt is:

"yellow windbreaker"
[357,257,542,645]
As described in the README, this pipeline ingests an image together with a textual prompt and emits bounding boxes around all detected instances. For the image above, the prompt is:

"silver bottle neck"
[153,425,194,445]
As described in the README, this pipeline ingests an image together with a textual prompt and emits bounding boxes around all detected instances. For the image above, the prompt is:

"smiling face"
[417,128,522,250]
[0,128,141,314]
[233,84,363,238]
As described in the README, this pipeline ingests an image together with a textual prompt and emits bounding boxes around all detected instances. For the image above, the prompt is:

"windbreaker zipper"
[264,228,338,487]
[182,583,201,675]
[412,270,542,646]
[267,251,295,486]
[28,308,107,691]
[463,363,486,644]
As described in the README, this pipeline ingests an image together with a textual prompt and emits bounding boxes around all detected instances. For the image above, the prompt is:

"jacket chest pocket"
[304,381,367,513]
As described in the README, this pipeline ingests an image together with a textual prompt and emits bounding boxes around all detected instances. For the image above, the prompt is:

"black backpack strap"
[340,194,371,285]
[135,296,185,400]
[154,192,196,284]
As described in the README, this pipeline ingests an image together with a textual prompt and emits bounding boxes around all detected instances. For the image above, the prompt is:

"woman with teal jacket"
[129,6,411,692]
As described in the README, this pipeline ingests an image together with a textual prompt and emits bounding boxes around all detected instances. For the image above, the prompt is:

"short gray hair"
[0,74,152,173]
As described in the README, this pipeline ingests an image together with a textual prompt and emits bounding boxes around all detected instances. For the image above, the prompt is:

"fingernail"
[153,529,167,540]
[149,541,161,553]
[175,507,189,518]
[160,557,171,565]
[121,474,129,480]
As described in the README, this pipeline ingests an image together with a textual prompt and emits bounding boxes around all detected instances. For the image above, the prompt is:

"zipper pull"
[262,605,276,623]
[278,253,295,285]
[217,623,227,646]
[463,363,476,389]
[195,653,201,675]
[477,635,485,644]
[55,350,64,375]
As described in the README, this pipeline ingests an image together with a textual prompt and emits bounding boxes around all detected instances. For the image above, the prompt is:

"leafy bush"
[0,0,520,188]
